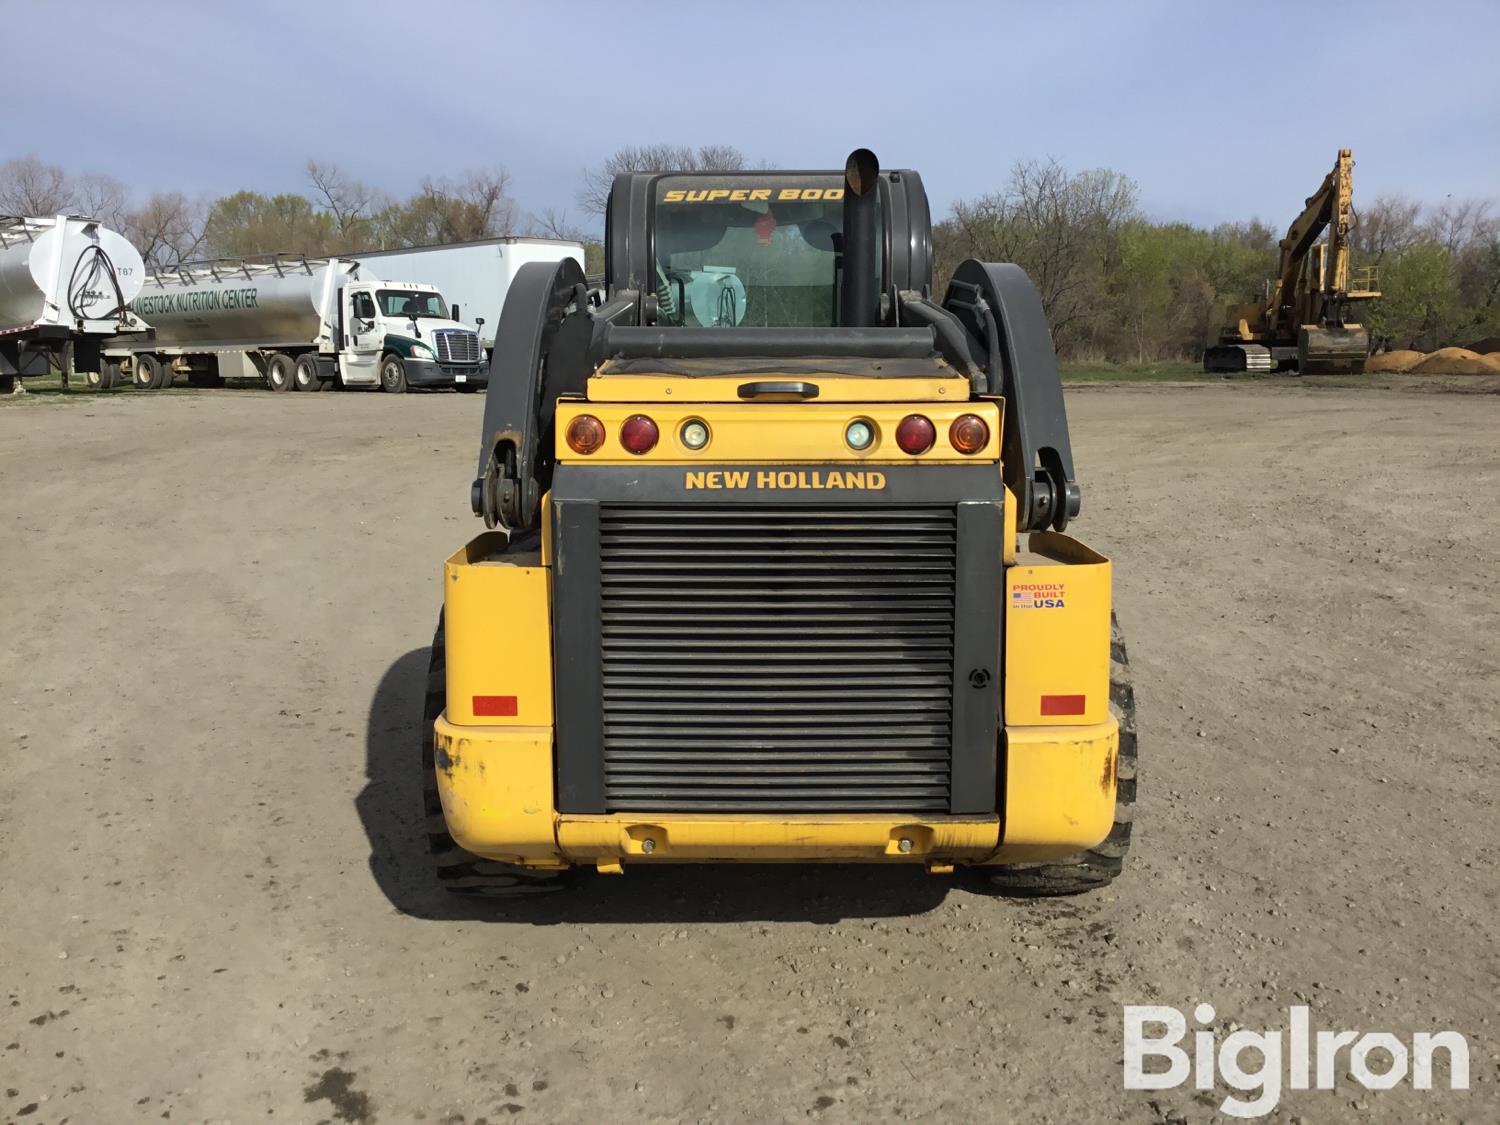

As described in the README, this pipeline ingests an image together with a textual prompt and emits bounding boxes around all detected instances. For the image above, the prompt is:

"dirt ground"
[2,382,1497,1123]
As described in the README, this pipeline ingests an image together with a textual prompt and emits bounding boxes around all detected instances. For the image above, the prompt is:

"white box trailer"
[105,255,487,393]
[356,237,584,352]
[0,214,146,392]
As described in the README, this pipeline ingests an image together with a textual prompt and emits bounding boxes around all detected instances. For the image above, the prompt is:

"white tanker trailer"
[105,255,485,392]
[0,214,146,393]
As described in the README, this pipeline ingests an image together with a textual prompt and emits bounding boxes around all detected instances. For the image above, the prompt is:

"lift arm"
[939,262,1081,532]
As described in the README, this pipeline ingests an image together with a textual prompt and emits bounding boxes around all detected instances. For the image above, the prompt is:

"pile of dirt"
[1411,347,1496,376]
[1366,349,1425,373]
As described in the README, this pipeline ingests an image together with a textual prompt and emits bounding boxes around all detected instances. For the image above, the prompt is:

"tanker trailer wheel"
[265,352,295,393]
[976,613,1137,897]
[133,354,164,390]
[380,354,409,394]
[293,354,328,392]
[88,362,121,391]
[420,612,572,898]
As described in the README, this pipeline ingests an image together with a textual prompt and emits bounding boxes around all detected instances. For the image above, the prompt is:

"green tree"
[1366,242,1460,350]
[202,191,337,258]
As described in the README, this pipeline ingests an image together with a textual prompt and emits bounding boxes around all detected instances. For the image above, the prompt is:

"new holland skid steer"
[422,150,1136,897]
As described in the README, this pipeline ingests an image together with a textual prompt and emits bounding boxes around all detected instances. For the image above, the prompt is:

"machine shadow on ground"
[359,649,954,925]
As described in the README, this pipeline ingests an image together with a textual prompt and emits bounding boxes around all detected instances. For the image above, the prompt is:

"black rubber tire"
[133,354,162,390]
[156,361,175,390]
[99,362,120,390]
[978,613,1137,896]
[265,352,295,392]
[380,354,408,394]
[293,353,327,392]
[422,613,572,897]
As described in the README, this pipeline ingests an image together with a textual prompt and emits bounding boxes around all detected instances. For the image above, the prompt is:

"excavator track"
[1203,344,1272,374]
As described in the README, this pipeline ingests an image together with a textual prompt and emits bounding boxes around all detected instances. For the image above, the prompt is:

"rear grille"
[433,329,479,365]
[598,504,957,813]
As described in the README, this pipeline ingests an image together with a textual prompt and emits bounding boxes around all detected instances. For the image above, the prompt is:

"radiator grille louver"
[597,504,957,813]
[433,328,480,365]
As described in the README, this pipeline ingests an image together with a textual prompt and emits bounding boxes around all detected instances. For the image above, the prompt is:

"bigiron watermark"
[1123,1003,1470,1119]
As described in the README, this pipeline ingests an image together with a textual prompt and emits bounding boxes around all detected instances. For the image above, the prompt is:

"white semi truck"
[106,255,487,392]
[356,236,585,353]
[0,214,146,393]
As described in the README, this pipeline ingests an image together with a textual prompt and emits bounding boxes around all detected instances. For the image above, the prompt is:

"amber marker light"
[566,414,606,455]
[949,413,990,455]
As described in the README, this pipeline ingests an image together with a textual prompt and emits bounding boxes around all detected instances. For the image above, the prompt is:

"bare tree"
[524,206,594,242]
[123,192,208,267]
[71,172,129,227]
[1350,194,1423,265]
[306,160,382,249]
[0,156,76,215]
[945,159,1138,348]
[397,168,516,244]
[1424,197,1494,258]
[578,143,751,215]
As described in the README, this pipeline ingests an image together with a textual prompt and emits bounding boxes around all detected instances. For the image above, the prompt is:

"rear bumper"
[404,357,486,387]
[432,713,1118,869]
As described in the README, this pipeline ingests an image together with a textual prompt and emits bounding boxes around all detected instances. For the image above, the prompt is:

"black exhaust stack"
[840,148,880,328]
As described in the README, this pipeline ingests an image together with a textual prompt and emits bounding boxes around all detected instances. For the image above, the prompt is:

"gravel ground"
[2,382,1497,1123]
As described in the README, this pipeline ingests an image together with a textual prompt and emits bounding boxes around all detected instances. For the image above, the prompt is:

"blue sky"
[9,0,1499,229]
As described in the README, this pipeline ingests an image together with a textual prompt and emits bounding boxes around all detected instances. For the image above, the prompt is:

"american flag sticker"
[1010,582,1066,609]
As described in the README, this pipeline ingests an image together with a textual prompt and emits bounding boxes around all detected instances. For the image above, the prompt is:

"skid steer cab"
[420,149,1136,898]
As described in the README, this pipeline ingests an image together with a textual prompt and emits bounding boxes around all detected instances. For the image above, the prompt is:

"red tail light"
[895,414,936,455]
[620,415,659,455]
[565,414,605,455]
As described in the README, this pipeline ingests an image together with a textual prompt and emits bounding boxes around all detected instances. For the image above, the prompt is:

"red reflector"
[1040,694,1086,716]
[473,695,518,717]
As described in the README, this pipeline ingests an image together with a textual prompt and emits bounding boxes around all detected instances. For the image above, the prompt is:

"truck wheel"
[421,612,571,897]
[380,354,408,394]
[99,362,120,390]
[265,352,295,392]
[133,354,162,390]
[156,361,175,389]
[293,354,327,392]
[976,613,1137,896]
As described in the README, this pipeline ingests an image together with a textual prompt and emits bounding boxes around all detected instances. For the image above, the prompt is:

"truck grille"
[597,504,957,813]
[433,329,479,365]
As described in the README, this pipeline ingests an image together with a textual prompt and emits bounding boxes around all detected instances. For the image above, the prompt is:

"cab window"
[652,175,881,328]
[377,289,449,318]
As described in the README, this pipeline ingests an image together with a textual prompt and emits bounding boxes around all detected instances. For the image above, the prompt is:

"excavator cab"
[423,150,1136,898]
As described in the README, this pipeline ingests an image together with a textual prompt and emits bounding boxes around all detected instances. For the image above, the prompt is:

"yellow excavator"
[1204,149,1380,373]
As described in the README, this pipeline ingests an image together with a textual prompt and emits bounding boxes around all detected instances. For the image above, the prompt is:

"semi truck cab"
[340,280,484,390]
